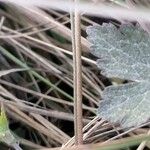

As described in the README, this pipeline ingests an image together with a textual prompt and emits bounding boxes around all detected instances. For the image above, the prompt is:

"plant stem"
[71,0,83,145]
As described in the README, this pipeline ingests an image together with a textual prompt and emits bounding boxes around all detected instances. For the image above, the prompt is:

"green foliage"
[0,104,9,135]
[0,104,16,145]
[87,23,150,127]
[0,105,22,150]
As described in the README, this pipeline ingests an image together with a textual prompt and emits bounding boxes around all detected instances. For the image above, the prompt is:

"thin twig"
[71,0,83,145]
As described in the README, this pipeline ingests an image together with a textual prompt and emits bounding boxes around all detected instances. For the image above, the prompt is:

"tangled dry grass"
[0,0,150,150]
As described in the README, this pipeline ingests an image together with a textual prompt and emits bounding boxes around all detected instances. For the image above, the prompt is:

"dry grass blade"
[137,130,150,150]
[1,26,96,65]
[0,16,5,30]
[0,68,27,77]
[7,104,67,145]
[39,134,150,150]
[2,0,150,21]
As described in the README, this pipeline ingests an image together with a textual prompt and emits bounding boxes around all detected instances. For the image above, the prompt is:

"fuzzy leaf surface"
[87,23,150,82]
[99,82,150,127]
[87,24,150,127]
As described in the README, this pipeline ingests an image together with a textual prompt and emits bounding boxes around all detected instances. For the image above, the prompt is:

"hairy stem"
[71,0,83,145]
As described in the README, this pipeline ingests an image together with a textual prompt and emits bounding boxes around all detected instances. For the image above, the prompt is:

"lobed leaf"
[98,82,150,127]
[87,23,150,127]
[87,23,150,82]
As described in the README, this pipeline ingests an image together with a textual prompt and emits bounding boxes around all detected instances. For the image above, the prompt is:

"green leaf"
[86,23,150,127]
[98,82,150,127]
[0,104,9,134]
[0,104,22,150]
[87,23,150,82]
